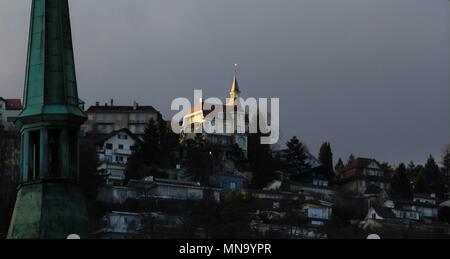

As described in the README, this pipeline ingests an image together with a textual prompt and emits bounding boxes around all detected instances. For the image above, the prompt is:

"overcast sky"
[0,0,448,165]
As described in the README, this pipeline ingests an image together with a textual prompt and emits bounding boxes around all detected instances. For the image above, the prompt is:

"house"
[96,211,199,239]
[290,166,335,188]
[380,195,439,223]
[97,211,143,239]
[411,194,439,222]
[129,177,222,203]
[238,189,333,239]
[272,149,321,168]
[84,100,161,135]
[365,205,397,221]
[383,200,421,221]
[209,172,247,193]
[334,157,392,195]
[94,128,141,185]
[0,98,22,130]
[302,200,333,226]
[264,180,336,202]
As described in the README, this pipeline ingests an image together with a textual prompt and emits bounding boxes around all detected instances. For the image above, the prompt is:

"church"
[181,66,249,161]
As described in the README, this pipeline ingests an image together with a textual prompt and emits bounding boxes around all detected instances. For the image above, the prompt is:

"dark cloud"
[0,0,448,164]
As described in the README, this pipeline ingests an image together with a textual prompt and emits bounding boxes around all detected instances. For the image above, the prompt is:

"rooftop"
[87,103,159,114]
[0,98,22,110]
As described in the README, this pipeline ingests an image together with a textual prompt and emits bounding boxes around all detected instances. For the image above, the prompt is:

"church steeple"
[8,0,89,239]
[230,64,241,101]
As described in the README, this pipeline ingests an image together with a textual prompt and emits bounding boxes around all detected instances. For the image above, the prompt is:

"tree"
[347,154,355,165]
[141,118,160,165]
[125,145,144,183]
[415,171,429,194]
[79,139,105,200]
[415,155,444,195]
[441,145,450,192]
[211,191,253,238]
[184,134,213,185]
[157,115,180,168]
[284,136,310,177]
[319,142,334,173]
[335,158,345,172]
[231,144,245,168]
[391,163,413,199]
[247,118,277,188]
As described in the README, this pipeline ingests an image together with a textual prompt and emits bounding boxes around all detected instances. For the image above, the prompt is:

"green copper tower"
[7,0,89,239]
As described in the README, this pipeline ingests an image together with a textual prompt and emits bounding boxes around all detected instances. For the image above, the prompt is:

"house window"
[118,134,128,140]
[273,201,280,210]
[229,182,237,190]
[116,156,124,163]
[105,155,113,162]
[311,220,324,226]
[106,143,113,150]
[118,144,124,150]
[308,208,327,220]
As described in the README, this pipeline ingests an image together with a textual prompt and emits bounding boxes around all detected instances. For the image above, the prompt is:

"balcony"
[114,149,132,156]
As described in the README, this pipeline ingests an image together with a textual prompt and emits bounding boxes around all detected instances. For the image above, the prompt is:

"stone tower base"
[7,181,89,239]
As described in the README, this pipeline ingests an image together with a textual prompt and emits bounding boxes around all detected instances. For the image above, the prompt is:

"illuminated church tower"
[229,64,241,101]
[7,0,89,239]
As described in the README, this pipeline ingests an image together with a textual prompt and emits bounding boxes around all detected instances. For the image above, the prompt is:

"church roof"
[230,73,240,95]
[18,0,86,123]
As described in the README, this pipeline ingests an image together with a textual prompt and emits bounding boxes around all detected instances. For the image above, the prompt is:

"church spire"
[8,0,89,239]
[230,63,241,101]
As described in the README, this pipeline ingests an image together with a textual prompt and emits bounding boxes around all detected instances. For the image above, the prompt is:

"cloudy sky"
[0,0,448,165]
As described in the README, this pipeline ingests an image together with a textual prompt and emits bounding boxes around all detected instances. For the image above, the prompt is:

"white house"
[96,128,141,185]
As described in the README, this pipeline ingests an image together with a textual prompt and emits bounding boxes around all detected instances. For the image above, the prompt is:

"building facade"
[84,100,161,135]
[181,68,249,159]
[0,98,22,130]
[334,158,392,195]
[95,128,141,185]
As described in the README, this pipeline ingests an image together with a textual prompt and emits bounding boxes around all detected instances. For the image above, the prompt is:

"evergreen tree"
[79,139,105,200]
[284,136,310,177]
[347,154,355,165]
[335,158,345,172]
[319,142,334,173]
[141,118,160,165]
[424,155,444,195]
[184,134,213,185]
[391,163,413,199]
[125,145,144,182]
[247,112,277,188]
[442,145,450,192]
[415,170,429,194]
[415,155,444,195]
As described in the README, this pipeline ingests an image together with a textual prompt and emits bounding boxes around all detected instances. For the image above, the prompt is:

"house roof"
[440,200,450,208]
[340,157,378,172]
[86,105,159,114]
[2,99,22,110]
[92,128,142,145]
[372,205,396,219]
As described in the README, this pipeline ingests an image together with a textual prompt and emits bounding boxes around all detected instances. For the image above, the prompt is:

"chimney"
[105,103,108,107]
[110,99,114,106]
[96,102,99,106]
[133,101,138,110]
